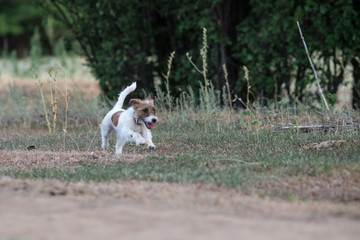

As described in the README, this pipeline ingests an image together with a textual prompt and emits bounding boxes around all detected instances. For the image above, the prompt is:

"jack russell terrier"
[101,82,157,154]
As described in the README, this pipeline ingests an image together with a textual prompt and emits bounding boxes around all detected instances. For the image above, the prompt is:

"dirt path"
[0,177,359,240]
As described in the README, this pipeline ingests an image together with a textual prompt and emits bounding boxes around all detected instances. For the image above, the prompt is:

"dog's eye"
[143,108,148,113]
[152,108,156,113]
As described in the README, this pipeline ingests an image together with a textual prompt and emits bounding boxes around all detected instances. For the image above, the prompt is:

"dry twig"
[297,21,330,114]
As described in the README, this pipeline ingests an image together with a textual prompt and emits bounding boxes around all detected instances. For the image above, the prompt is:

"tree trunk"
[351,57,360,108]
[16,37,25,59]
[3,36,8,57]
[213,0,248,104]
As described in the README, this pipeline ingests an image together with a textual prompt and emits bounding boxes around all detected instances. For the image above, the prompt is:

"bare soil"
[0,75,101,100]
[0,177,359,240]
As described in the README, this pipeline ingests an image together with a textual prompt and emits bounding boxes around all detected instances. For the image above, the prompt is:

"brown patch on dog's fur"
[129,97,156,119]
[111,111,124,127]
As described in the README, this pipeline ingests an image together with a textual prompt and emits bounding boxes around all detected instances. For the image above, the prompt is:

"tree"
[42,0,360,107]
[40,0,250,100]
[235,0,360,105]
[0,0,43,57]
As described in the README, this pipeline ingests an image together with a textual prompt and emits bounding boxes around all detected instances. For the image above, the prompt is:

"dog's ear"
[145,96,154,103]
[129,99,141,108]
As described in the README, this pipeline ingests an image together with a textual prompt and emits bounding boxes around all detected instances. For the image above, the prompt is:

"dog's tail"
[114,82,137,109]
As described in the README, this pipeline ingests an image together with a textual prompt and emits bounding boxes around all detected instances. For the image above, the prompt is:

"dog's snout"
[152,118,157,123]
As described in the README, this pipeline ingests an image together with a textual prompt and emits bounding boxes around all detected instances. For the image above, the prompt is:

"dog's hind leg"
[101,123,112,151]
[115,137,126,155]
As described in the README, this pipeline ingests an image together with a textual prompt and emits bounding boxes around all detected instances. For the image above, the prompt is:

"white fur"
[100,82,156,154]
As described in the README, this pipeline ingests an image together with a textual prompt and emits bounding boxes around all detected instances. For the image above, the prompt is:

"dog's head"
[129,96,157,129]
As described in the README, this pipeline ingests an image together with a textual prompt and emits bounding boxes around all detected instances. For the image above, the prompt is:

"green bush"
[41,0,360,106]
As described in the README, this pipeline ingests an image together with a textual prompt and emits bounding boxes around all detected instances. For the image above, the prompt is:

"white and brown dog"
[101,82,157,154]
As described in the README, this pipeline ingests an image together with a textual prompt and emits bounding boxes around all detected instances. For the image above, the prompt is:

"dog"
[100,82,157,154]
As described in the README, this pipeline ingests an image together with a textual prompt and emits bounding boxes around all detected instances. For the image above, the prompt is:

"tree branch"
[297,21,330,113]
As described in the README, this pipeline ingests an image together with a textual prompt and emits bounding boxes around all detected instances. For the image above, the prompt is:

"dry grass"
[1,57,359,204]
[256,173,360,202]
[0,150,147,170]
[0,76,101,100]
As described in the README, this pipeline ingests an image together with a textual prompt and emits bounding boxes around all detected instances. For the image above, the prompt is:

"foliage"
[0,0,42,36]
[40,0,238,99]
[39,0,360,106]
[0,0,78,59]
[0,0,43,57]
[235,0,360,103]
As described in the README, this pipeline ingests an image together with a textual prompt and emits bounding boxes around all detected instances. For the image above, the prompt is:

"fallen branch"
[281,124,359,133]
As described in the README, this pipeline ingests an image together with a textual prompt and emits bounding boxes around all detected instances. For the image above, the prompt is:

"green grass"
[1,52,359,202]
[1,115,359,201]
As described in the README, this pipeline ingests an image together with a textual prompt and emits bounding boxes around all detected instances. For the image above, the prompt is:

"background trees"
[0,0,43,58]
[3,0,360,107]
[0,0,77,59]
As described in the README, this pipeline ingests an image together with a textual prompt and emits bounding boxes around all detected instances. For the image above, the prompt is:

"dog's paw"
[148,145,156,150]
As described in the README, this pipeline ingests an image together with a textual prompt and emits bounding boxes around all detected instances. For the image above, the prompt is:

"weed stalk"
[47,67,59,132]
[30,68,52,135]
[186,27,210,113]
[222,64,233,114]
[162,51,175,112]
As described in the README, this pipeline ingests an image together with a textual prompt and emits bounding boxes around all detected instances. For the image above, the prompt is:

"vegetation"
[1,106,359,201]
[1,55,360,202]
[0,0,43,58]
[0,1,359,203]
[0,0,78,63]
[37,0,360,108]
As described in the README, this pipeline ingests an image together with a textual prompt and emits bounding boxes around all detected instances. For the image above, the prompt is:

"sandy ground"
[0,177,359,240]
[0,75,101,100]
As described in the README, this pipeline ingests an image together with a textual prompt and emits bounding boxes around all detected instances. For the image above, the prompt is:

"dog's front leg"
[123,129,146,146]
[141,129,156,150]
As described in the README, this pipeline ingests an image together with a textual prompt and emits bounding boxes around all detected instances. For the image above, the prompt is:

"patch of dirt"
[0,177,359,240]
[0,150,145,169]
[1,149,359,203]
[262,175,360,203]
[0,76,100,100]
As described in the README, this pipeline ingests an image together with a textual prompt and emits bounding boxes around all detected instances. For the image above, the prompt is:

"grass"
[0,32,359,202]
[1,111,359,202]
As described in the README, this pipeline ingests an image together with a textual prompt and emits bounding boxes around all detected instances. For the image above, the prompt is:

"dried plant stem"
[87,123,102,151]
[63,72,69,149]
[243,66,250,109]
[162,51,175,112]
[234,94,247,108]
[49,83,56,130]
[200,27,209,106]
[31,68,52,135]
[48,67,59,132]
[274,76,278,110]
[62,129,80,151]
[297,21,330,113]
[54,61,70,149]
[186,27,210,112]
[234,66,251,110]
[222,64,233,114]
